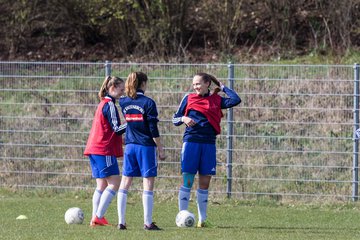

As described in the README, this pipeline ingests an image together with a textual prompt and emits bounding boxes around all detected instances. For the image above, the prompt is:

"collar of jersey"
[136,89,144,95]
[197,90,210,97]
[105,95,115,102]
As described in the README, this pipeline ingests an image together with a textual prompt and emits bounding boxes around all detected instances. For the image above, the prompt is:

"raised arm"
[220,85,241,109]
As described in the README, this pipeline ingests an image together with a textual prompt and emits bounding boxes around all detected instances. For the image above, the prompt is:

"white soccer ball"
[64,207,84,224]
[176,210,195,227]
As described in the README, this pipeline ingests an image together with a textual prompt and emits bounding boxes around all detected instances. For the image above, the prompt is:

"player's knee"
[182,173,195,188]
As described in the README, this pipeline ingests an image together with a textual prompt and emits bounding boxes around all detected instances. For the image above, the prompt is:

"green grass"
[2,189,360,240]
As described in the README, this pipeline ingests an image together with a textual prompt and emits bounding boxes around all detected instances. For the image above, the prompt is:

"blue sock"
[96,187,116,218]
[178,186,191,211]
[196,189,208,223]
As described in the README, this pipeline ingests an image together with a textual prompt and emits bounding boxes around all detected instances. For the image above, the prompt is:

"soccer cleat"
[196,220,214,228]
[90,216,109,226]
[117,223,127,230]
[144,222,162,230]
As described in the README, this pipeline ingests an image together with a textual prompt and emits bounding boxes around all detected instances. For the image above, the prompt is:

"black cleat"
[144,222,162,231]
[117,224,127,230]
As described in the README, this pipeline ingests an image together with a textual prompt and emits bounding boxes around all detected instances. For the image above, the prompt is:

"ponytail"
[125,72,148,99]
[125,72,138,99]
[98,76,112,101]
[98,76,124,101]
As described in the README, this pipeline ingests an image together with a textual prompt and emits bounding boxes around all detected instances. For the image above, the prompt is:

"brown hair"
[125,72,148,99]
[195,72,221,94]
[98,76,124,101]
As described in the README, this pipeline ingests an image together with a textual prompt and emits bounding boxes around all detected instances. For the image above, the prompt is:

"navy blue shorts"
[89,154,120,178]
[122,144,157,177]
[181,142,216,175]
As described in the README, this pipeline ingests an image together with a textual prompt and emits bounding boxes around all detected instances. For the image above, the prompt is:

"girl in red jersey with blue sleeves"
[117,72,166,231]
[84,76,126,226]
[172,73,241,227]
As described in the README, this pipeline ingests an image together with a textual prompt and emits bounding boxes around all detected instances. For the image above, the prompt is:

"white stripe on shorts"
[106,156,111,167]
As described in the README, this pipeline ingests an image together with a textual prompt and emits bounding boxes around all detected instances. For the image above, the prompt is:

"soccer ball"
[64,207,84,224]
[176,210,195,227]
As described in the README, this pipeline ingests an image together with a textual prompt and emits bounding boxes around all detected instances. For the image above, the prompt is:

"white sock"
[143,190,154,225]
[178,186,191,211]
[96,187,116,218]
[92,189,102,218]
[117,189,128,225]
[196,189,208,223]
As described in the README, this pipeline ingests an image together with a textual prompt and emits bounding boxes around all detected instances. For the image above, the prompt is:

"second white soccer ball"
[64,207,84,224]
[176,210,195,227]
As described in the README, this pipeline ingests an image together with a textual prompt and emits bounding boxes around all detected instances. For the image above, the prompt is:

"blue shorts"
[181,142,216,175]
[122,144,157,177]
[89,154,120,178]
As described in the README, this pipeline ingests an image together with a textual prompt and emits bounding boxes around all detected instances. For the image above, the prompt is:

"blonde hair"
[125,72,148,99]
[98,76,124,101]
[195,73,221,94]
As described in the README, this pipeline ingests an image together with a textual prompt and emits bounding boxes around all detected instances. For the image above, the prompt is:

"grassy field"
[1,189,360,240]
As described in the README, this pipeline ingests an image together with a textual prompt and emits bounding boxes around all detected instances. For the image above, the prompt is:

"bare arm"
[153,137,166,160]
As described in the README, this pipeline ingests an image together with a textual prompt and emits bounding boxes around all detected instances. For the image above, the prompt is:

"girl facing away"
[117,71,166,230]
[172,72,241,227]
[84,76,126,226]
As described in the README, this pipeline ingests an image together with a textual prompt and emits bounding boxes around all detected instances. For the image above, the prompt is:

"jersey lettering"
[125,114,144,122]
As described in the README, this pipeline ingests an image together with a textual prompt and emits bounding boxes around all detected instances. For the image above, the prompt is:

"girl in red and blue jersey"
[117,72,166,231]
[84,76,126,226]
[172,73,241,227]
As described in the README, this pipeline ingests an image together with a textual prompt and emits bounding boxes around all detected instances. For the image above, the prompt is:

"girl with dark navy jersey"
[172,73,241,227]
[117,72,166,231]
[84,76,126,226]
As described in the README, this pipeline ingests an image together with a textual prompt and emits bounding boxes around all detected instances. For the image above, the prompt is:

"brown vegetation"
[1,0,359,62]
